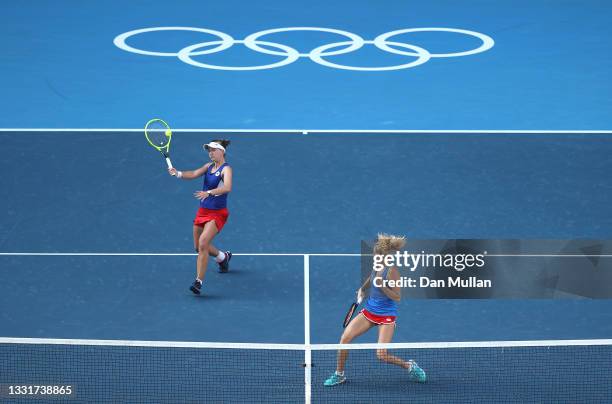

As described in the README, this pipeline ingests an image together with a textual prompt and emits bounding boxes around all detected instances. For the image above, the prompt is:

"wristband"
[176,171,183,178]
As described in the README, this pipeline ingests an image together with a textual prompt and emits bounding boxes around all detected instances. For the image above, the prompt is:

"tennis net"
[1,338,611,403]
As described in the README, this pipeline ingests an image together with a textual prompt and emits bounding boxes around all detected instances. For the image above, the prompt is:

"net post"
[303,254,312,404]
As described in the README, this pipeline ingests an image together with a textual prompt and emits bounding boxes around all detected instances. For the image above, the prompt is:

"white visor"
[203,142,225,152]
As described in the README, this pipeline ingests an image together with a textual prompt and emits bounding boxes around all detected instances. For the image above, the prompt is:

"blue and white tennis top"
[201,163,229,210]
[364,267,398,316]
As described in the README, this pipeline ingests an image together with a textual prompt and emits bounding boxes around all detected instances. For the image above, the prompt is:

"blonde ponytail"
[373,233,406,255]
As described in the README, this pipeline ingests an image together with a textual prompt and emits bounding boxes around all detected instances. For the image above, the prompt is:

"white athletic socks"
[215,251,226,263]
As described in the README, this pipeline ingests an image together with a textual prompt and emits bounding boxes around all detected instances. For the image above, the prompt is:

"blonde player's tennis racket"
[144,118,173,169]
[342,288,365,328]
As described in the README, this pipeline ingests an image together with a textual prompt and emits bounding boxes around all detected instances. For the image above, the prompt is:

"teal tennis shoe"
[408,360,427,383]
[324,372,346,386]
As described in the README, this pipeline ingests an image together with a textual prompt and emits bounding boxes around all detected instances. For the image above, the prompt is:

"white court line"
[303,255,312,404]
[303,255,311,345]
[0,252,361,257]
[0,128,611,134]
[486,254,612,257]
[1,252,611,258]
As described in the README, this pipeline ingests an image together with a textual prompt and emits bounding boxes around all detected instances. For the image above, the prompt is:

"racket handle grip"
[166,158,173,169]
[357,289,364,304]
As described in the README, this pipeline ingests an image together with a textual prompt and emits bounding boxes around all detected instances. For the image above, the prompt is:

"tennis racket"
[144,118,173,170]
[342,288,365,328]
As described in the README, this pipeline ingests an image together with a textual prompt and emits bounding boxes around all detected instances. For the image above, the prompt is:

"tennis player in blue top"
[168,139,233,295]
[324,233,426,386]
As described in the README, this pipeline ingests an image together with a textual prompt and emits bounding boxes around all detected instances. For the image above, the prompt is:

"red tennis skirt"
[193,207,229,232]
[360,308,396,325]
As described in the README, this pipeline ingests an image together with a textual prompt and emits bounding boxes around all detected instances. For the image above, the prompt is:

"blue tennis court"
[1,0,612,402]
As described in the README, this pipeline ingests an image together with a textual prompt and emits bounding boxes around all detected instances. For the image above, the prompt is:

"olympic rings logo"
[113,26,494,71]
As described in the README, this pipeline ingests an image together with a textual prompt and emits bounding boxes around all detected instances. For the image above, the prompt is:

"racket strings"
[145,120,171,149]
